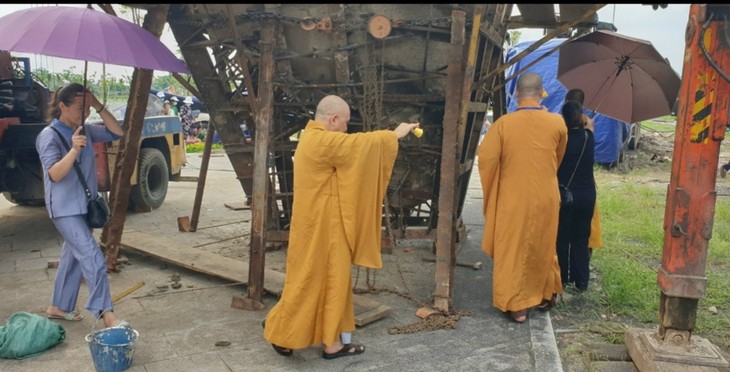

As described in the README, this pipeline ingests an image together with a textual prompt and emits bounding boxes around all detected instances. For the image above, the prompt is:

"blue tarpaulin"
[504,38,630,165]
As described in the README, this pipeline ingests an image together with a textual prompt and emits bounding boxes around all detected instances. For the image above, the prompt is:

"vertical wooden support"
[331,4,350,100]
[188,121,216,232]
[433,10,466,312]
[101,5,169,270]
[456,4,484,156]
[232,19,276,311]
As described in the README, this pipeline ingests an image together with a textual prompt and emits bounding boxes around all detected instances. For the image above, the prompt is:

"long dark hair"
[46,83,85,122]
[561,100,584,129]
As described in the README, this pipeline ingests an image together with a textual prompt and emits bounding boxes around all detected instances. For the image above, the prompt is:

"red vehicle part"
[658,3,730,342]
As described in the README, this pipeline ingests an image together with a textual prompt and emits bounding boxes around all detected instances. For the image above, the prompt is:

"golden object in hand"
[412,127,423,138]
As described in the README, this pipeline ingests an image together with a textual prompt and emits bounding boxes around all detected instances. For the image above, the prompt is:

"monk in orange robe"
[263,95,420,359]
[477,73,567,323]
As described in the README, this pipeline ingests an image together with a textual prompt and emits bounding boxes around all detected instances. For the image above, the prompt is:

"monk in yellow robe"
[263,95,420,359]
[477,73,567,323]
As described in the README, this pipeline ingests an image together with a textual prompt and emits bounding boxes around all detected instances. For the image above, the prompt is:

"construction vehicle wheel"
[130,148,169,211]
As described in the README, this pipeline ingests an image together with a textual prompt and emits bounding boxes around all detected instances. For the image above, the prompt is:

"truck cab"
[102,96,187,211]
[0,53,185,211]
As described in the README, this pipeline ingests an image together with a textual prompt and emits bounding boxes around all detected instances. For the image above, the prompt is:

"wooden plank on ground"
[120,230,390,325]
[225,202,251,210]
[120,230,285,295]
[353,295,392,327]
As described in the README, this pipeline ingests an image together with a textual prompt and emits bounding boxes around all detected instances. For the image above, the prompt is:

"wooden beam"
[120,230,390,325]
[101,5,169,270]
[244,18,276,308]
[433,10,466,313]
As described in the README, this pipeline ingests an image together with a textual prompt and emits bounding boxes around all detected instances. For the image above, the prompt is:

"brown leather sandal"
[537,294,558,312]
[262,319,293,357]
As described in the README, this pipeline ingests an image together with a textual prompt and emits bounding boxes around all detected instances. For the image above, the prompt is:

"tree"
[508,30,522,46]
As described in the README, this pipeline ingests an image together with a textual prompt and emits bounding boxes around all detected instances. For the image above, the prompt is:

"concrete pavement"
[0,151,561,371]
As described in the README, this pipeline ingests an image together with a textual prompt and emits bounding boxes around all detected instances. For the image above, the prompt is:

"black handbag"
[86,194,110,229]
[50,126,110,228]
[560,131,588,208]
[559,184,574,207]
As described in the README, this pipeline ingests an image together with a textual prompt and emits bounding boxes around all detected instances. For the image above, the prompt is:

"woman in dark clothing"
[557,100,596,291]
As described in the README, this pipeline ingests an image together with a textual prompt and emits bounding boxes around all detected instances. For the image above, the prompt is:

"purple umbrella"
[0,5,188,73]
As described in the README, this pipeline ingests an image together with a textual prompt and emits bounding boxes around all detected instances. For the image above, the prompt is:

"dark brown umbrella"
[557,30,681,123]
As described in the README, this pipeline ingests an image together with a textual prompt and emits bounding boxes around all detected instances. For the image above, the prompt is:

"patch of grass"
[592,169,730,350]
[640,120,676,133]
[185,142,223,153]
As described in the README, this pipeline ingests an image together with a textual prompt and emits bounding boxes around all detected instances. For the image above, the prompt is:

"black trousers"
[556,190,596,290]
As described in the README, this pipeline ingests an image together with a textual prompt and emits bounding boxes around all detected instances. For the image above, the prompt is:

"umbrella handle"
[79,61,88,136]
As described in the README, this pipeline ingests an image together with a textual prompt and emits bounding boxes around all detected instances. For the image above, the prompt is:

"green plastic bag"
[0,311,66,359]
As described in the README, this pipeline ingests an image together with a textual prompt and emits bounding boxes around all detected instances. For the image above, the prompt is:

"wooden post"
[100,5,169,270]
[231,18,276,311]
[432,10,466,312]
[188,121,216,232]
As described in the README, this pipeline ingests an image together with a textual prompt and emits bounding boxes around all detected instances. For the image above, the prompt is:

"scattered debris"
[112,281,145,303]
[170,273,182,289]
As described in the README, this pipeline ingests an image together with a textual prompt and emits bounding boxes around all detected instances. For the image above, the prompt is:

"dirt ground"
[552,120,730,371]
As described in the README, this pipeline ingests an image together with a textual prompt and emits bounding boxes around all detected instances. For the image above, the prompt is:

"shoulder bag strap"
[49,126,93,201]
[565,130,589,188]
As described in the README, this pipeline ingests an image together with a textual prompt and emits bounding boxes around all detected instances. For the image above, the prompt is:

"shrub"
[185,142,223,153]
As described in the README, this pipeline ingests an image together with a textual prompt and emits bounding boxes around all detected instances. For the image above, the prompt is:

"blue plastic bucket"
[85,325,138,372]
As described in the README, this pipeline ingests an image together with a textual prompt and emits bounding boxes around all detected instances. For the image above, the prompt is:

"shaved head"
[316,95,349,121]
[315,95,351,132]
[516,73,543,100]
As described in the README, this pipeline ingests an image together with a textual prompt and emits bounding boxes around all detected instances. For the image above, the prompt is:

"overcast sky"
[0,4,691,78]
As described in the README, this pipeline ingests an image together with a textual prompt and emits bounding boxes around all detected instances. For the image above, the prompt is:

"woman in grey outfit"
[35,83,124,328]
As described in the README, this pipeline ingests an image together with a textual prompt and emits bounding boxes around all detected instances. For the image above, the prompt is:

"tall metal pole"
[626,4,730,370]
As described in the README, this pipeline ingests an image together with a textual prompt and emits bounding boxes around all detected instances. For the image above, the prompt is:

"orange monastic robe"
[264,120,398,349]
[477,105,567,313]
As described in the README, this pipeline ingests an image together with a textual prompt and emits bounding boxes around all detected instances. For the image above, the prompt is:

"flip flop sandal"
[271,343,293,357]
[322,343,365,360]
[47,311,84,321]
[261,319,293,357]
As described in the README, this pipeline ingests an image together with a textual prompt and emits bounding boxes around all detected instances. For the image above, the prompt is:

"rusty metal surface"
[162,3,516,310]
[657,3,730,334]
[153,4,641,311]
